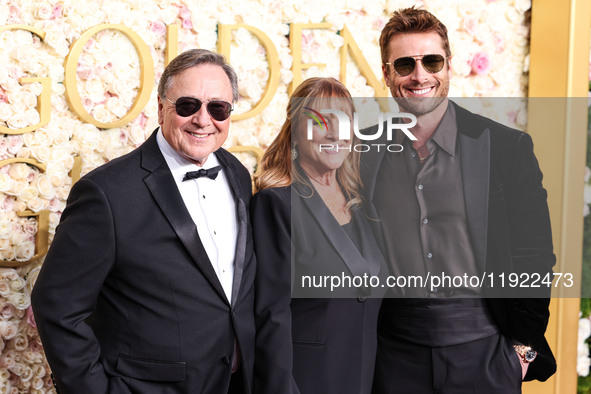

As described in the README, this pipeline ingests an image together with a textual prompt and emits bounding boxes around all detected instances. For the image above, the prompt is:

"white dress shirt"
[156,129,238,302]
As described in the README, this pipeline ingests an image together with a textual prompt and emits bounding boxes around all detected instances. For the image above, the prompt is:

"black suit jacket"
[31,131,256,394]
[251,184,388,394]
[360,101,556,381]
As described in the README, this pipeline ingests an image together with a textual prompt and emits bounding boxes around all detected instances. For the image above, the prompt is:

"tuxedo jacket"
[251,184,388,394]
[31,131,256,394]
[360,101,557,382]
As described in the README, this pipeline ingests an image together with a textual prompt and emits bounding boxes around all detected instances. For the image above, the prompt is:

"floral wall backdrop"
[0,0,531,392]
[577,38,591,393]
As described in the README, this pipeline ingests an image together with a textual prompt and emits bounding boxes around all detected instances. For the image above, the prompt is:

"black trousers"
[372,333,523,394]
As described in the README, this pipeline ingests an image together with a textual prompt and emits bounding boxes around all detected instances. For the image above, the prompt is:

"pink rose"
[149,21,167,36]
[0,303,14,320]
[463,17,477,36]
[6,136,23,155]
[179,6,193,30]
[25,306,36,328]
[182,18,193,30]
[29,340,42,353]
[494,34,505,53]
[51,3,63,19]
[76,65,94,80]
[470,52,491,76]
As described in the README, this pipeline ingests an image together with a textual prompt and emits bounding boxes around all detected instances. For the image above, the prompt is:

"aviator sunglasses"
[165,96,233,121]
[385,54,447,76]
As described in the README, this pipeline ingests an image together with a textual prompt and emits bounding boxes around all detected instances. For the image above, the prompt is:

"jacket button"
[357,297,367,303]
[222,356,230,365]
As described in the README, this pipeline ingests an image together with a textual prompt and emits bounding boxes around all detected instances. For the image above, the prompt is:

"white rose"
[106,97,128,119]
[13,199,27,212]
[9,276,24,291]
[32,174,54,199]
[10,46,34,66]
[27,197,48,213]
[0,280,9,297]
[13,333,28,352]
[34,2,53,19]
[30,145,51,163]
[6,113,28,130]
[20,91,38,109]
[0,173,13,193]
[160,6,179,25]
[18,186,38,202]
[8,291,30,309]
[83,79,108,104]
[8,163,30,181]
[31,378,44,391]
[1,77,21,94]
[0,321,18,339]
[16,147,32,159]
[32,364,45,379]
[49,127,71,145]
[24,109,40,127]
[0,103,12,122]
[0,239,9,250]
[92,105,115,124]
[44,28,67,50]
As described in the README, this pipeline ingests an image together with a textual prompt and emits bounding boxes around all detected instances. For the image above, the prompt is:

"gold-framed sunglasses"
[385,54,447,76]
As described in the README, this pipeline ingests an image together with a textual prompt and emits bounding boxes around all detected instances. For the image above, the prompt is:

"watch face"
[524,349,537,362]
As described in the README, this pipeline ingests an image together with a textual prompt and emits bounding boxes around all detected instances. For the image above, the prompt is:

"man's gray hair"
[157,49,239,102]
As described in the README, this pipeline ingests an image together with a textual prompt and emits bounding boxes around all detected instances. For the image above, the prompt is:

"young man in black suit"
[32,49,255,394]
[362,7,557,393]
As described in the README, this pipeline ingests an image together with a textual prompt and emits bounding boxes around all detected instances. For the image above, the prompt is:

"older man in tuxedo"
[362,7,557,393]
[32,49,255,394]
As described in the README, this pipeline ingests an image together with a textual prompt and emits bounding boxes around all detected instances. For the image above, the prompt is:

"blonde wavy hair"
[254,77,362,209]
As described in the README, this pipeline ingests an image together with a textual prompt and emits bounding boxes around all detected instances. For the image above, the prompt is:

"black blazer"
[251,184,388,394]
[360,101,557,381]
[31,131,256,394]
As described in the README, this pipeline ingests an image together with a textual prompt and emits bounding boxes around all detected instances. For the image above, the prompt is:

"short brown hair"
[379,7,451,63]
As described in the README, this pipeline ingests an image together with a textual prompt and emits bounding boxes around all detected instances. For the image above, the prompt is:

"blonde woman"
[251,77,388,394]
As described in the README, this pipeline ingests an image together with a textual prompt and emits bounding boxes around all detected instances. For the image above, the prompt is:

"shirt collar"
[429,102,457,157]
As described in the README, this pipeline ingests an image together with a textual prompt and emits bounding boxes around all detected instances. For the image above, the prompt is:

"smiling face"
[158,63,233,166]
[295,96,353,177]
[382,32,451,116]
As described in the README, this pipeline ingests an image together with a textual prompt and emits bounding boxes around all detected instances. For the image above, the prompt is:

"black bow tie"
[182,165,222,181]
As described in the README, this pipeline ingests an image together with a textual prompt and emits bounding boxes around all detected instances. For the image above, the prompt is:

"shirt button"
[411,152,417,158]
[418,184,423,190]
[427,253,433,259]
[202,195,206,199]
[422,218,428,224]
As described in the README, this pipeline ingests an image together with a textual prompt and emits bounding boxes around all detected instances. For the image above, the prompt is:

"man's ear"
[157,96,164,125]
[446,56,453,78]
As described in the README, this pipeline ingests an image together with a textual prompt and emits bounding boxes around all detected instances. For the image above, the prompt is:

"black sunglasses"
[165,96,233,121]
[385,54,447,76]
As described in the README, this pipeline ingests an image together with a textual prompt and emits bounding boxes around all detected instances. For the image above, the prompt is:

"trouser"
[372,333,522,394]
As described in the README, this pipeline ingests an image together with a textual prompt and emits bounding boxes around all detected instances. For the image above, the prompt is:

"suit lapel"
[140,132,229,304]
[456,104,491,271]
[215,150,247,307]
[294,182,373,279]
